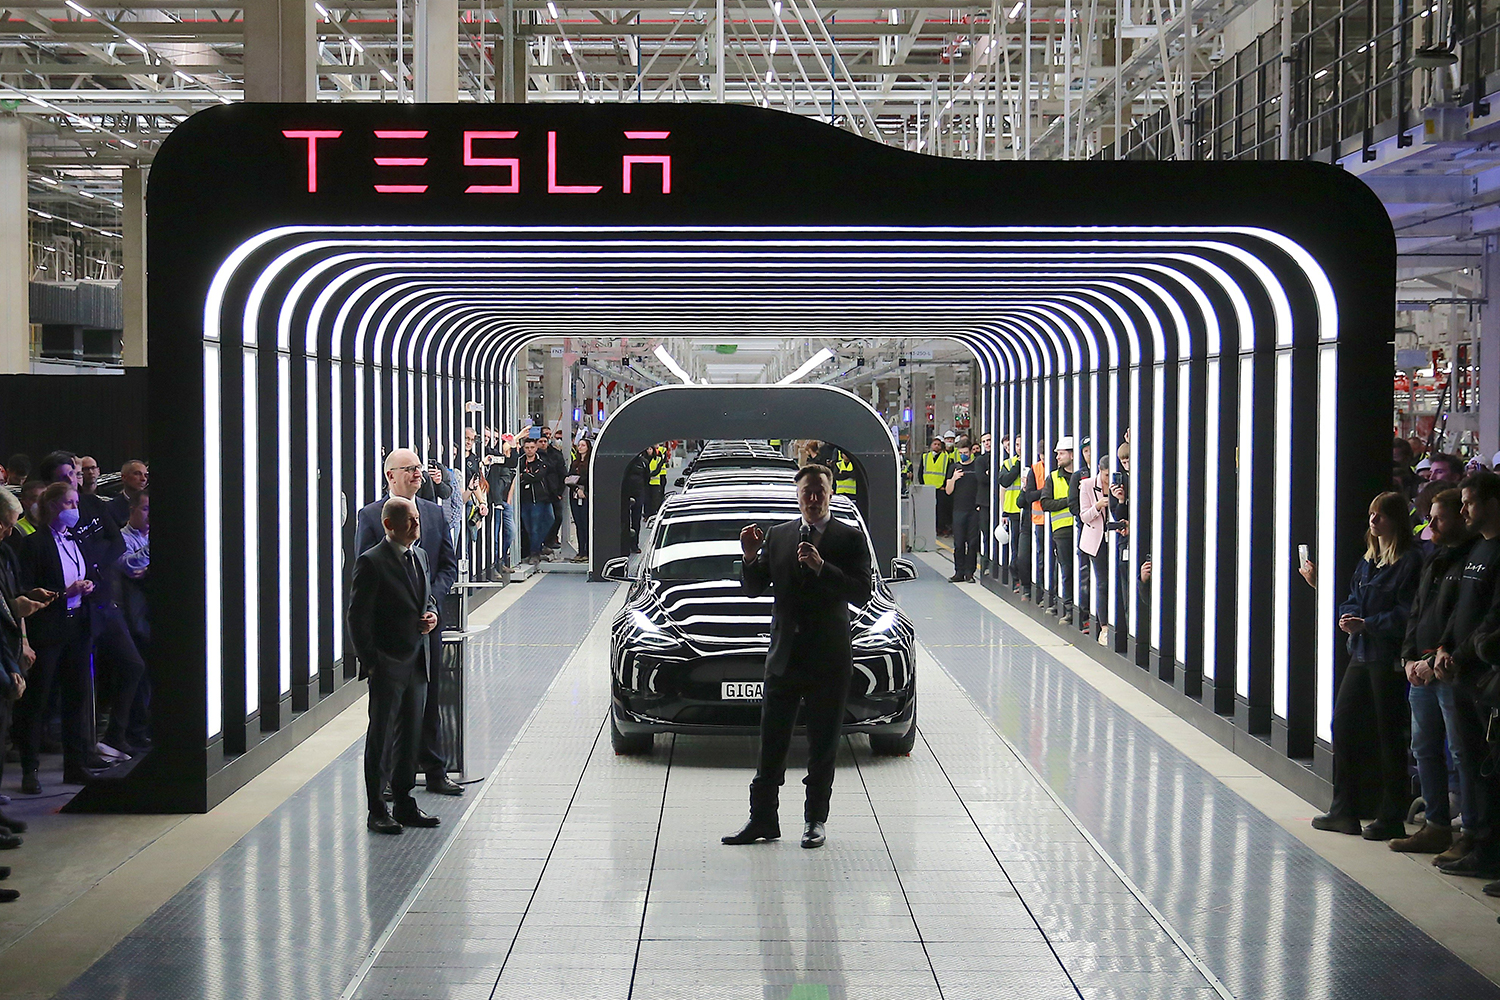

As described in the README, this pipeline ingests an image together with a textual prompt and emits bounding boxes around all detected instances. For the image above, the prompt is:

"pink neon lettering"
[374,157,429,167]
[374,130,429,139]
[282,130,343,193]
[547,131,602,194]
[374,185,429,194]
[624,131,671,140]
[464,131,520,194]
[373,130,429,194]
[622,156,671,194]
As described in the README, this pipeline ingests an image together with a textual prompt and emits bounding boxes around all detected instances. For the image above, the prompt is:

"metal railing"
[1102,0,1500,161]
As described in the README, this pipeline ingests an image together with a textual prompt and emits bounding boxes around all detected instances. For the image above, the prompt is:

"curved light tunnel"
[201,226,1339,754]
[121,103,1390,813]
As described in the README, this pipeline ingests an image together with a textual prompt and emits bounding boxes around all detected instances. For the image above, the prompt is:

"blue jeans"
[1437,679,1488,836]
[1410,682,1451,827]
[521,500,554,558]
[492,500,514,569]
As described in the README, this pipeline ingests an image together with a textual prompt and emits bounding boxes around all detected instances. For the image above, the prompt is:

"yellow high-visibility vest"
[1000,456,1023,514]
[835,453,857,495]
[649,451,667,486]
[920,450,952,487]
[1048,470,1074,529]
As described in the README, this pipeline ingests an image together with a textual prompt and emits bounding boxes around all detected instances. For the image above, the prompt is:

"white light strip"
[1202,358,1220,682]
[279,353,293,697]
[204,344,222,740]
[1235,357,1254,702]
[778,347,835,384]
[243,355,260,721]
[1315,346,1339,743]
[653,344,696,384]
[1272,350,1293,720]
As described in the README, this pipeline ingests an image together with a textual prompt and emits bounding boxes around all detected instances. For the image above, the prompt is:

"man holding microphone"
[723,465,872,850]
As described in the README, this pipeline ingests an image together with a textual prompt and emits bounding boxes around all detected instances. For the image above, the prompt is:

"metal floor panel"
[53,575,616,1000]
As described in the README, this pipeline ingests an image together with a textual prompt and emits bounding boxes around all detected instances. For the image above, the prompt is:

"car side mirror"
[886,557,918,583]
[674,476,685,487]
[602,556,636,582]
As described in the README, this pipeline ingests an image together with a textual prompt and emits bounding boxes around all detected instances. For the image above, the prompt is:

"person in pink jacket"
[1077,462,1112,632]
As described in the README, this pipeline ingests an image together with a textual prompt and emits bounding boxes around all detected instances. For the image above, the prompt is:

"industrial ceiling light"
[778,347,835,384]
[653,344,696,384]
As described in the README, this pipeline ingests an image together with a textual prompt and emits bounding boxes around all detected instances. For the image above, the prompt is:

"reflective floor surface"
[52,564,1500,1000]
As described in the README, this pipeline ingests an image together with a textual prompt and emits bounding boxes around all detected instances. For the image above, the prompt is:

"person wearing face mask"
[16,483,107,791]
[944,436,982,583]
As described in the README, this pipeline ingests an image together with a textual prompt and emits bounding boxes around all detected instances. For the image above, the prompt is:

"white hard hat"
[1055,436,1076,452]
[943,430,956,439]
[1415,457,1432,472]
[1491,451,1500,469]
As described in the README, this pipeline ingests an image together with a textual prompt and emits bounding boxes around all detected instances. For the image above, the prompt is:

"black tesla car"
[603,484,917,755]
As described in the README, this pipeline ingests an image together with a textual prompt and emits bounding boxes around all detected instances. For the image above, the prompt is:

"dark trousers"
[521,500,554,558]
[0,691,10,788]
[1033,524,1048,593]
[1050,526,1075,616]
[952,508,980,579]
[750,666,852,824]
[17,612,94,772]
[935,489,953,535]
[546,496,566,548]
[95,606,146,750]
[1442,681,1499,842]
[1330,659,1411,825]
[416,630,447,778]
[1008,513,1030,588]
[365,667,427,816]
[1075,546,1094,624]
[571,496,589,557]
[646,483,665,519]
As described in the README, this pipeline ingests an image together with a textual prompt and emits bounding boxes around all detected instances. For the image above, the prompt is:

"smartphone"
[1298,544,1310,568]
[1111,472,1123,486]
[528,426,541,440]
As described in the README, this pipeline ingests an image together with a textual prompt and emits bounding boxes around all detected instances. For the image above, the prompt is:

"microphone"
[799,523,813,577]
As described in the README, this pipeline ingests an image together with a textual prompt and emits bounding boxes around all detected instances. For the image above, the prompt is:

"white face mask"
[55,508,80,531]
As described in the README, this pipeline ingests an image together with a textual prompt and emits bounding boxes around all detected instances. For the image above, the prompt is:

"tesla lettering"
[280,129,673,196]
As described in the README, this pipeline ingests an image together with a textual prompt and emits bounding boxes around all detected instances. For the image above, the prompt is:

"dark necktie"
[404,549,422,596]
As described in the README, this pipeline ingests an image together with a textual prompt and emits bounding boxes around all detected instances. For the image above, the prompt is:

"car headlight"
[630,608,664,633]
[626,607,688,649]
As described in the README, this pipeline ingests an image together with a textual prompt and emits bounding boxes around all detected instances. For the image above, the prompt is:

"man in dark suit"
[725,464,872,849]
[348,497,443,834]
[354,448,463,796]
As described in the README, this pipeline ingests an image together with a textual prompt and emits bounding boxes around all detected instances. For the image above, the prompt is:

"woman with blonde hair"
[1313,490,1424,839]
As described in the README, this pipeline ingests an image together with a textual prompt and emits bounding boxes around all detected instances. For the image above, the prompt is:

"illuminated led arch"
[113,103,1390,814]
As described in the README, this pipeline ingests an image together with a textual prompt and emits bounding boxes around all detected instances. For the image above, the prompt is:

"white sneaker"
[96,742,130,761]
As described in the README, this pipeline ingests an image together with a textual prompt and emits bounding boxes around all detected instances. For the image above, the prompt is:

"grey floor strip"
[54,574,616,1000]
[900,561,1500,999]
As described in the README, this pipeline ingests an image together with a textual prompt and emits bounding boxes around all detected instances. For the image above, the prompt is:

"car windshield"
[650,512,865,582]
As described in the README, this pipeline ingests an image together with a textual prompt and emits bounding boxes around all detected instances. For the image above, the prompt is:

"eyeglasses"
[394,465,422,474]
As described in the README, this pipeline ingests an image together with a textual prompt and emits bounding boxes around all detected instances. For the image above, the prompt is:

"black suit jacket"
[353,496,458,617]
[18,527,99,647]
[742,517,872,677]
[347,538,432,685]
[0,546,24,681]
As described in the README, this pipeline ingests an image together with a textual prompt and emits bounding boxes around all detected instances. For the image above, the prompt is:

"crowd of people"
[1300,440,1500,896]
[0,451,151,904]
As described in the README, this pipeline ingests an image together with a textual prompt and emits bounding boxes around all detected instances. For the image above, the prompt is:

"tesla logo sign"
[281,129,672,196]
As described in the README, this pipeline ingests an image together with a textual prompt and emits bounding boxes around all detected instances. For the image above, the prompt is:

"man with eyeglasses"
[354,449,463,796]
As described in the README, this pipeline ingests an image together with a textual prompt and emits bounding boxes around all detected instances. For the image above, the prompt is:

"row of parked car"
[603,440,918,756]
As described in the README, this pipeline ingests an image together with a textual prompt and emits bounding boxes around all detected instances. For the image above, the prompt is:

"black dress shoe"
[367,813,403,835]
[20,773,39,796]
[0,833,22,850]
[1362,820,1406,841]
[948,575,963,583]
[0,887,17,902]
[81,754,112,770]
[0,811,27,834]
[1439,845,1500,879]
[0,865,11,879]
[392,803,441,828]
[722,818,780,845]
[1484,879,1500,898]
[1311,813,1361,835]
[425,774,465,796]
[801,821,827,849]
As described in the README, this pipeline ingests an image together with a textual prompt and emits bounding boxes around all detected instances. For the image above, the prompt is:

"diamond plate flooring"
[51,574,617,1000]
[54,563,1500,1000]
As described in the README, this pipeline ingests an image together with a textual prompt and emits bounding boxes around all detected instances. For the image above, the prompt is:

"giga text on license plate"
[722,681,763,700]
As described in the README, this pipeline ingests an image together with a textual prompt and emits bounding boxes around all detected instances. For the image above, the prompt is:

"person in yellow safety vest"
[835,451,857,496]
[1037,437,1078,622]
[920,438,955,537]
[994,438,1028,593]
[646,445,668,519]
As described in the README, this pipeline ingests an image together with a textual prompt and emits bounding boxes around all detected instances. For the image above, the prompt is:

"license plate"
[722,681,764,701]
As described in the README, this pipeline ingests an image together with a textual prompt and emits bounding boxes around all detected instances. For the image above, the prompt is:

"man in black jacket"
[354,449,463,796]
[725,465,872,850]
[348,497,442,834]
[620,449,651,555]
[1392,489,1472,855]
[1433,473,1500,878]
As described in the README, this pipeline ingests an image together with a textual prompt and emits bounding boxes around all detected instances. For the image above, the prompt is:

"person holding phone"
[0,488,50,847]
[1312,491,1423,840]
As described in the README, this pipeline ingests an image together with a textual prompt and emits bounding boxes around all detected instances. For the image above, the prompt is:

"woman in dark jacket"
[567,438,591,563]
[1313,491,1424,839]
